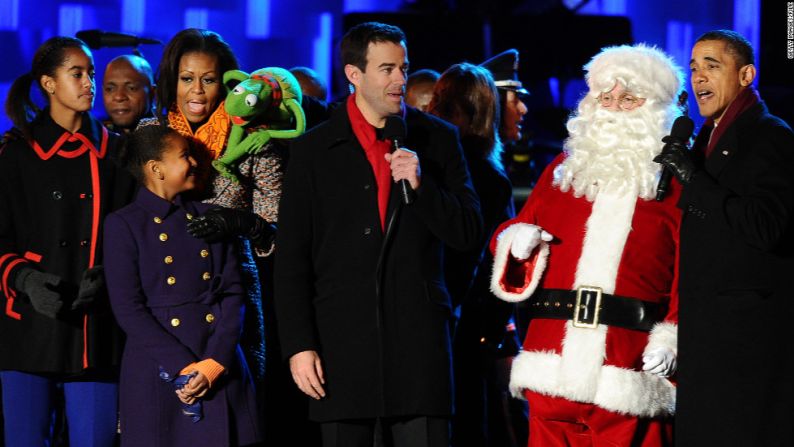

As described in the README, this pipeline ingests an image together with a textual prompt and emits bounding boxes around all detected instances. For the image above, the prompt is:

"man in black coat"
[655,29,794,446]
[273,22,482,447]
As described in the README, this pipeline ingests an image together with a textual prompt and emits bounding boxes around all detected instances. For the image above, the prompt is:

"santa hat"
[584,44,683,106]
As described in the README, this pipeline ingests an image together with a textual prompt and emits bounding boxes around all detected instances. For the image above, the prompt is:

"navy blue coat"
[274,104,482,422]
[104,188,260,447]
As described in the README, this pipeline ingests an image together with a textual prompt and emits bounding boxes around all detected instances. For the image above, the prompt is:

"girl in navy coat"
[103,125,261,446]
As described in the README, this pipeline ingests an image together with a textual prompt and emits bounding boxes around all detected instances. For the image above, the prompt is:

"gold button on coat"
[202,272,211,281]
[205,313,215,323]
[153,217,162,224]
[200,249,209,258]
[159,233,168,242]
[186,213,193,220]
[164,256,174,264]
[167,276,176,285]
[170,318,180,327]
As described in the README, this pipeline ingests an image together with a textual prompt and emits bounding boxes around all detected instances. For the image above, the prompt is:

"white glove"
[509,224,553,261]
[642,347,677,377]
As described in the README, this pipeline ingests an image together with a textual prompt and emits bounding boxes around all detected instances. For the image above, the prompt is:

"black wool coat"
[0,112,136,376]
[675,101,794,447]
[274,104,482,422]
[445,146,518,353]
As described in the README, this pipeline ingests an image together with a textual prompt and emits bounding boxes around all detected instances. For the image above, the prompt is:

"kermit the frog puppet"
[213,67,306,181]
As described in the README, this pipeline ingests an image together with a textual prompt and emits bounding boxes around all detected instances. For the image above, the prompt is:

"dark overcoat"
[0,112,135,376]
[446,144,517,348]
[675,102,794,446]
[447,146,523,446]
[104,188,260,447]
[274,105,482,422]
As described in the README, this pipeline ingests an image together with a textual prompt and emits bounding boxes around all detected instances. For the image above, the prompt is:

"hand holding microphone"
[383,115,417,205]
[653,116,695,200]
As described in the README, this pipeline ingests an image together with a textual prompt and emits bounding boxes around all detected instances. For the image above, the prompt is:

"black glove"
[187,208,277,249]
[13,267,63,318]
[653,141,698,184]
[72,265,105,310]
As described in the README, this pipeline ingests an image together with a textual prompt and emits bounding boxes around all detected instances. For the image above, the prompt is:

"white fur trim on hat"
[584,44,684,106]
[490,223,549,303]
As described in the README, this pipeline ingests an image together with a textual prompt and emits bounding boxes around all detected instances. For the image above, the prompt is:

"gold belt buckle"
[572,286,602,329]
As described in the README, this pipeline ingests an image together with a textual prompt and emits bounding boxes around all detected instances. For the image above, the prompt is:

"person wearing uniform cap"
[479,48,530,353]
[480,49,529,144]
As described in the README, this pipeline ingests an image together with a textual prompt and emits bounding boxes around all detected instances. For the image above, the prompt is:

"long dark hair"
[118,124,181,184]
[428,63,503,169]
[155,28,238,119]
[5,36,90,139]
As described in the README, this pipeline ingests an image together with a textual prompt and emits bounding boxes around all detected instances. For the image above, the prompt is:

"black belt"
[528,288,666,332]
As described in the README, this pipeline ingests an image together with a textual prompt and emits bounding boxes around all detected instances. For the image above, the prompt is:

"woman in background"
[428,63,527,447]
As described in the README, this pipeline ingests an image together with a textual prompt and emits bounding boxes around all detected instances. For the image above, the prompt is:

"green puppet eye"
[232,85,245,95]
[245,94,258,107]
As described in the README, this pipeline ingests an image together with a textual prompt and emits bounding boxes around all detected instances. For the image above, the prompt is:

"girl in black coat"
[0,36,135,446]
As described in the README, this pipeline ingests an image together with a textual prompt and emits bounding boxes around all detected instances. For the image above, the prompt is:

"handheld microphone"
[383,115,414,205]
[655,116,694,201]
[76,30,162,50]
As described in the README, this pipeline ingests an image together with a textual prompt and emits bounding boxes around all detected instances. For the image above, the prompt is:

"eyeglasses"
[597,92,644,110]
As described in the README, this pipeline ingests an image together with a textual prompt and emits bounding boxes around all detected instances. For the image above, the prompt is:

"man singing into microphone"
[490,44,685,446]
[655,30,794,446]
[273,21,481,447]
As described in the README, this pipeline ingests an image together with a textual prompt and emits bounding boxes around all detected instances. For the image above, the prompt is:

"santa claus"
[490,44,684,446]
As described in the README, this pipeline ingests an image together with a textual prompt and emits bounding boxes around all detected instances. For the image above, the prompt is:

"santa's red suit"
[490,154,681,446]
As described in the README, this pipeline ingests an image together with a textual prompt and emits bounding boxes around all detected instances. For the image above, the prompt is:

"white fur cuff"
[643,321,678,356]
[490,223,549,303]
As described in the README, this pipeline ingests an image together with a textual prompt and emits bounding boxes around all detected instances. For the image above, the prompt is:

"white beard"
[554,98,677,201]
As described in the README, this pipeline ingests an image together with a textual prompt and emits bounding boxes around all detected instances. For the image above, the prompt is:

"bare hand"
[175,371,210,404]
[289,350,326,400]
[176,389,197,405]
[385,148,421,190]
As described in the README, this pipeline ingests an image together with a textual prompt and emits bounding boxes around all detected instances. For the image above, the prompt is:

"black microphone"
[655,116,695,201]
[76,30,162,50]
[383,115,415,205]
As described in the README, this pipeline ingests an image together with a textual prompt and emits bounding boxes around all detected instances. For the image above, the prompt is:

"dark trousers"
[321,416,450,447]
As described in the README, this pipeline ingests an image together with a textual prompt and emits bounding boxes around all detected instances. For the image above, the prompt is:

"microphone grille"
[382,115,406,144]
[671,116,695,141]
